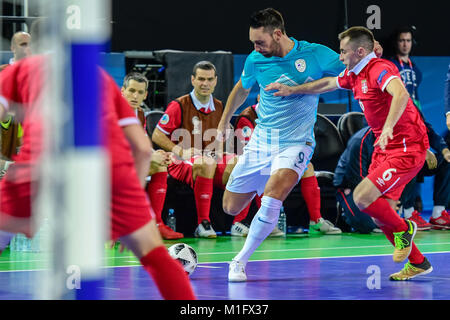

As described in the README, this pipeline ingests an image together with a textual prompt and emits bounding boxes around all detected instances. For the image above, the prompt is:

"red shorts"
[0,161,152,240]
[213,153,237,189]
[167,156,198,188]
[168,154,237,189]
[110,163,153,240]
[367,147,426,200]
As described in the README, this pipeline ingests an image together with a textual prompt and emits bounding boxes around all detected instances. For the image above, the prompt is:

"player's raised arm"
[374,78,410,150]
[217,79,251,137]
[265,77,339,96]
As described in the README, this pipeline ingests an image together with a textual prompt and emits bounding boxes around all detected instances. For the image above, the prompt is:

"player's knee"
[222,194,242,216]
[222,200,239,216]
[352,190,371,211]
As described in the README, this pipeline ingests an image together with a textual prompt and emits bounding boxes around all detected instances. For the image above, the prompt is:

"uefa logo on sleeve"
[160,114,170,125]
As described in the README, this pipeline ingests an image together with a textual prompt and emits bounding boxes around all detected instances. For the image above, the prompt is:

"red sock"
[233,202,251,223]
[378,225,425,265]
[194,176,213,224]
[140,246,196,300]
[301,176,322,222]
[147,172,168,225]
[362,198,407,232]
[255,193,262,208]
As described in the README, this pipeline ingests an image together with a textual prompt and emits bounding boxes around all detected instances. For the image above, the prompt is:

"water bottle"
[11,233,27,252]
[167,208,176,231]
[9,234,16,251]
[33,218,49,252]
[278,206,287,236]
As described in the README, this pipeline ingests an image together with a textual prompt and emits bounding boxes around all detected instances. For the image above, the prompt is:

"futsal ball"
[168,243,198,276]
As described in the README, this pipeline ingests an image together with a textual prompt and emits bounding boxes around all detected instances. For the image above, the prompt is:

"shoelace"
[402,262,418,273]
[393,231,409,249]
[232,262,244,272]
[412,212,429,224]
[441,211,450,222]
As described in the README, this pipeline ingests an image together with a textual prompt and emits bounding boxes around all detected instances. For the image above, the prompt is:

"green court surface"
[1,230,449,271]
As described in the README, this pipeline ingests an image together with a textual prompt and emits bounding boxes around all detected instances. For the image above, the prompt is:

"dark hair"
[338,26,374,51]
[393,26,415,41]
[250,8,286,34]
[192,61,217,77]
[391,25,416,53]
[123,72,149,90]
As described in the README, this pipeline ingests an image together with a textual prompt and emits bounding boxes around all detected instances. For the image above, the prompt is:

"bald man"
[0,31,31,71]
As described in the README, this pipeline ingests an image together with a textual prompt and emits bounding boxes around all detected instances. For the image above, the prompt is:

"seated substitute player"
[152,61,237,238]
[334,126,383,233]
[124,71,249,239]
[0,46,196,298]
[233,99,341,236]
[121,72,183,239]
[121,72,147,126]
[266,26,433,281]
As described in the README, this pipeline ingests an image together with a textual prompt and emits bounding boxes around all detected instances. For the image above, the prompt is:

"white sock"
[233,196,282,264]
[432,206,445,219]
[0,231,15,250]
[403,207,414,219]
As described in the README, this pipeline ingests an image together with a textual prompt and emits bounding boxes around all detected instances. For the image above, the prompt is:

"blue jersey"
[241,38,344,148]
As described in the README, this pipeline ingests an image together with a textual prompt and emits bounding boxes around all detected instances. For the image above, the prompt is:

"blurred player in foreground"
[0,23,195,299]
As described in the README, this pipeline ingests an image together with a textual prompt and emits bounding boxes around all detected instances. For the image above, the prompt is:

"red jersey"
[0,56,150,239]
[0,55,44,164]
[337,53,428,151]
[0,56,140,168]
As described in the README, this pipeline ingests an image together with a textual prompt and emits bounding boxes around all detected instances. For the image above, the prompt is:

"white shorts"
[226,143,313,195]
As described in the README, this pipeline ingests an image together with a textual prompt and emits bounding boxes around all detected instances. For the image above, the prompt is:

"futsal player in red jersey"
[266,26,432,281]
[0,53,196,299]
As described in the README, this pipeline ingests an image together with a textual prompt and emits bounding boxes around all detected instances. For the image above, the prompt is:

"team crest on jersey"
[361,79,368,94]
[339,70,346,78]
[160,114,170,125]
[295,59,306,72]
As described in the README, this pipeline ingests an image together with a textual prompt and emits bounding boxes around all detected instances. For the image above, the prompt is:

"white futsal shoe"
[309,218,342,235]
[268,226,285,237]
[231,222,250,237]
[195,219,217,238]
[228,260,247,282]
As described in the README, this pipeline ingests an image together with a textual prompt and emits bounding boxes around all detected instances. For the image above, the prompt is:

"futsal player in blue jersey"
[217,8,346,282]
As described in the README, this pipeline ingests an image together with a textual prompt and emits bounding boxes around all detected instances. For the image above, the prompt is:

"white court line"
[4,241,448,264]
[1,248,449,272]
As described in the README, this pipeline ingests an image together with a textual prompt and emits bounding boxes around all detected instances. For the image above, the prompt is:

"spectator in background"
[388,27,449,226]
[152,61,236,238]
[389,26,422,110]
[0,31,31,71]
